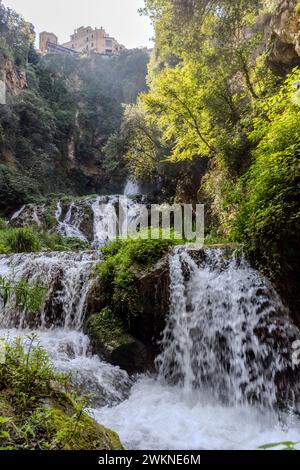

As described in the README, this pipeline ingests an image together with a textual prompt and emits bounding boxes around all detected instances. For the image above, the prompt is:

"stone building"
[62,26,124,55]
[39,32,58,53]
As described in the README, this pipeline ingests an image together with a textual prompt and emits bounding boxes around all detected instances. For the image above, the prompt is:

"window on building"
[105,39,113,49]
[91,43,94,48]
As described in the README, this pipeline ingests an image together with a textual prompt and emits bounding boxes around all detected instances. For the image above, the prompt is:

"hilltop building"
[39,26,124,56]
[39,32,58,53]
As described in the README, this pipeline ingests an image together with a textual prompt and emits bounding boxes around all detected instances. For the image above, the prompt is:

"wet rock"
[86,255,171,359]
[85,310,152,374]
[129,256,170,353]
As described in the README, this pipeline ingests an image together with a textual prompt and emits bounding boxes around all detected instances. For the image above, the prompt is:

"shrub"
[0,218,7,230]
[0,336,123,450]
[0,335,61,413]
[4,227,41,253]
[0,223,89,254]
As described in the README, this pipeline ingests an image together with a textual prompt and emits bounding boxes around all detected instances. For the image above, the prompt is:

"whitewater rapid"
[1,236,300,449]
[92,247,300,450]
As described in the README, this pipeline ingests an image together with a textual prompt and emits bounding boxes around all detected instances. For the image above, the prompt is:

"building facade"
[62,26,124,55]
[39,32,58,53]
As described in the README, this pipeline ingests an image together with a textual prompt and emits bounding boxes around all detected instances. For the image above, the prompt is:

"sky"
[3,0,154,49]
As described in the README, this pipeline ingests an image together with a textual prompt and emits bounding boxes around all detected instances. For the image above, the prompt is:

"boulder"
[85,310,152,374]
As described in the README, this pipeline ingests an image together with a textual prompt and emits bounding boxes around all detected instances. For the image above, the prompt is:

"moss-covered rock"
[0,390,123,450]
[0,337,123,450]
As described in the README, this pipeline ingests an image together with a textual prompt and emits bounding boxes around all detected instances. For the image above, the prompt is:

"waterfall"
[124,179,140,196]
[0,250,132,407]
[94,246,300,450]
[1,222,300,449]
[157,247,300,408]
[0,251,100,330]
[55,201,87,242]
[91,196,119,247]
[10,195,142,248]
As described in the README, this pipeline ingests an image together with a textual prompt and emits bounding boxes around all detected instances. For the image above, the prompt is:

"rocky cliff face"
[268,0,300,74]
[0,55,27,96]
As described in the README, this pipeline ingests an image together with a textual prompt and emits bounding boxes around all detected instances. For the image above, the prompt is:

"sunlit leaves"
[141,62,215,161]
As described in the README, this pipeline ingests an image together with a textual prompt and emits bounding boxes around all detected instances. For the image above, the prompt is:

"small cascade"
[124,179,140,197]
[0,247,134,407]
[157,247,300,408]
[0,251,101,330]
[55,201,87,242]
[10,195,143,248]
[90,196,119,247]
[10,203,45,226]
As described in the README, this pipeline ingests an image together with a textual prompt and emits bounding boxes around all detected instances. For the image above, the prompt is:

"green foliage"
[142,61,214,161]
[132,0,299,303]
[259,441,299,450]
[14,279,47,313]
[121,104,167,183]
[0,1,35,65]
[0,222,89,254]
[0,335,60,413]
[0,416,13,450]
[86,308,126,345]
[0,28,149,208]
[0,276,47,314]
[3,227,41,253]
[0,336,123,450]
[124,0,278,214]
[0,165,40,214]
[0,217,7,230]
[232,70,300,276]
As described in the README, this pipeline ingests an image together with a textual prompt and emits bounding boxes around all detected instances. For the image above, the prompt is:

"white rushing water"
[10,195,142,248]
[0,250,133,407]
[93,247,300,450]
[1,243,300,450]
[124,179,140,197]
[0,251,101,329]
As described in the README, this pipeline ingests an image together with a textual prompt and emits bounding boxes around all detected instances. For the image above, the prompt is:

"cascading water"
[54,201,88,242]
[1,214,300,449]
[0,249,133,407]
[94,247,300,450]
[0,251,100,329]
[10,195,142,248]
[124,179,140,197]
[157,248,300,408]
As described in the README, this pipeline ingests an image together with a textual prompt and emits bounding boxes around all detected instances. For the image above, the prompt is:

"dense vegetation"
[0,0,149,214]
[0,0,299,310]
[0,336,122,450]
[115,0,300,317]
[0,0,300,451]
